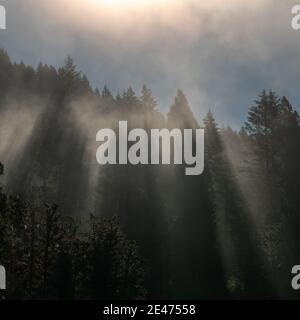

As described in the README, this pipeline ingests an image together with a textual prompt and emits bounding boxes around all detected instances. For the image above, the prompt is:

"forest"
[0,48,300,300]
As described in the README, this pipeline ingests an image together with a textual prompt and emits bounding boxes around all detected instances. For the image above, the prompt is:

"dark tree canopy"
[0,49,300,299]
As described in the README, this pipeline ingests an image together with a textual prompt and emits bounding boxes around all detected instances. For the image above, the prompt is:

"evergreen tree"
[168,94,229,299]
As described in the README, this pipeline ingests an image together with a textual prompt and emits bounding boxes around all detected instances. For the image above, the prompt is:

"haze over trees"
[0,49,300,299]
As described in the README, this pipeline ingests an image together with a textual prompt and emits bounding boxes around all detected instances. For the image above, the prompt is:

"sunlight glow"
[51,0,186,39]
[101,0,152,6]
[42,0,263,42]
[90,0,171,9]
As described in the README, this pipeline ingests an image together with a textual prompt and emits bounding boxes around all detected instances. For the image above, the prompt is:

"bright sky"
[0,0,299,127]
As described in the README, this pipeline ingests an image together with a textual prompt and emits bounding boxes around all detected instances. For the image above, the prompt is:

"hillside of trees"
[0,49,300,299]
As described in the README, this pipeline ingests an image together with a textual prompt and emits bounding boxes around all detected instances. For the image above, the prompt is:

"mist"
[1,0,300,126]
[1,0,300,300]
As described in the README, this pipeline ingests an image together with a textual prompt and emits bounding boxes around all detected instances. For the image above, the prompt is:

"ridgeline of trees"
[0,49,300,299]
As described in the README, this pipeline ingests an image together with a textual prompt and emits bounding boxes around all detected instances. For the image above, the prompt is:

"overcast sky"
[0,0,300,127]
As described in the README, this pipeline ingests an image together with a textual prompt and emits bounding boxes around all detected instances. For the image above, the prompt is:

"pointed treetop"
[204,109,216,126]
[141,84,157,111]
[168,89,198,128]
[121,87,140,109]
[102,85,113,98]
[245,89,280,136]
[59,56,81,80]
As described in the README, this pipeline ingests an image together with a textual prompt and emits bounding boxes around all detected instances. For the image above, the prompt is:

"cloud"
[1,0,299,127]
